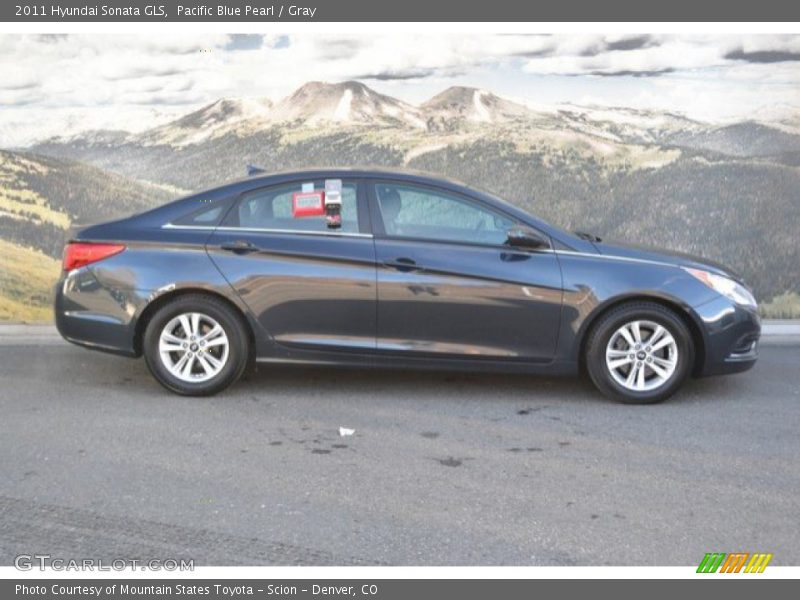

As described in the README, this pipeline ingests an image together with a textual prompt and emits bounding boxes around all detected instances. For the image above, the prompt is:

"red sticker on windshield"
[292,191,325,217]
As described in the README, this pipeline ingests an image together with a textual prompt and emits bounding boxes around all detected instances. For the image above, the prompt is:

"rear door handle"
[383,257,420,272]
[220,240,258,254]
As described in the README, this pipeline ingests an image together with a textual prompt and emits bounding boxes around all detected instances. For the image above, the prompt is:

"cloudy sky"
[1,33,799,146]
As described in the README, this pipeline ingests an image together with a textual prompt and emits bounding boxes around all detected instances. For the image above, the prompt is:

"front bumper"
[692,295,761,376]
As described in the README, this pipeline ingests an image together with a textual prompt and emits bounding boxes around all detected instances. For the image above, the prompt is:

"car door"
[207,178,377,352]
[369,180,562,361]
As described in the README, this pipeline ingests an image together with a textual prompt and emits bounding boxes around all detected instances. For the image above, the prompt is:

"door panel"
[370,181,563,361]
[207,179,377,352]
[375,239,562,360]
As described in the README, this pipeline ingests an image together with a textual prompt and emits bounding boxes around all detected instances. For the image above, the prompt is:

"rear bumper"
[54,268,142,357]
[692,296,761,376]
[53,244,262,360]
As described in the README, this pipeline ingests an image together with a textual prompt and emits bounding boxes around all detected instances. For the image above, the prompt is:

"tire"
[143,294,250,396]
[585,302,694,404]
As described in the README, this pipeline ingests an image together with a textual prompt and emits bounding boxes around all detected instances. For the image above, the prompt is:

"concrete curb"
[1,321,798,346]
[0,324,66,346]
[761,320,800,345]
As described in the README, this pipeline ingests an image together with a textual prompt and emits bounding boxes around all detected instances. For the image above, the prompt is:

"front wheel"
[585,302,694,404]
[143,294,250,396]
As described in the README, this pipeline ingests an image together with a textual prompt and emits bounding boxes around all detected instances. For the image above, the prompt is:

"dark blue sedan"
[54,168,760,403]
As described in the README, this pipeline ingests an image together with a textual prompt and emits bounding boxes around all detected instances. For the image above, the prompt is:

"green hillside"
[0,239,60,321]
[0,150,172,321]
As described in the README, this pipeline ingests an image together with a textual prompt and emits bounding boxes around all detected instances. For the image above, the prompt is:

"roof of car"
[240,166,471,189]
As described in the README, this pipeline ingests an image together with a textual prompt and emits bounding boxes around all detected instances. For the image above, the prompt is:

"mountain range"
[2,80,799,320]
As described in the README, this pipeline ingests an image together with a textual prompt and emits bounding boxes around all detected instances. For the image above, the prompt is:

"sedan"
[55,168,760,403]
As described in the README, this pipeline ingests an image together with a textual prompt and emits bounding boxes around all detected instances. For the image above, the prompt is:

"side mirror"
[506,226,549,250]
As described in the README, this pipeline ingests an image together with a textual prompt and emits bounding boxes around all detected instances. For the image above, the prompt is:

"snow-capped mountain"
[422,86,533,125]
[12,80,800,153]
[551,106,705,144]
[269,81,425,128]
[134,97,274,147]
[90,81,427,148]
[27,80,800,178]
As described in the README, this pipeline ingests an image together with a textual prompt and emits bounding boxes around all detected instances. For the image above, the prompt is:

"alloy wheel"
[158,312,230,383]
[605,319,678,392]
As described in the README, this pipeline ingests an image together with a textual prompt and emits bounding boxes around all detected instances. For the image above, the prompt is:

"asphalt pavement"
[0,328,798,566]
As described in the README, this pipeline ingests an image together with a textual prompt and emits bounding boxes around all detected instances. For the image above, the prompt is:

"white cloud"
[522,36,755,76]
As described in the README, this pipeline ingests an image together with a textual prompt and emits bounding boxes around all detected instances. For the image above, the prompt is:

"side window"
[224,180,359,233]
[173,202,228,226]
[375,182,514,245]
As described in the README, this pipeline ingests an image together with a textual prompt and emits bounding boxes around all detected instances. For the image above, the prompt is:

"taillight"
[62,242,126,272]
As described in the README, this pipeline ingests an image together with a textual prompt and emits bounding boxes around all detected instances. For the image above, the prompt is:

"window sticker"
[292,191,325,217]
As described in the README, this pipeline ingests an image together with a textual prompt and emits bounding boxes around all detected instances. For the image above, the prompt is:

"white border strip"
[1,22,800,34]
[2,566,799,579]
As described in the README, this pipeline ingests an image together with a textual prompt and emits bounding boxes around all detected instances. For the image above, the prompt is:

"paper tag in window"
[292,191,325,218]
[292,191,325,217]
[324,179,343,207]
[301,182,314,193]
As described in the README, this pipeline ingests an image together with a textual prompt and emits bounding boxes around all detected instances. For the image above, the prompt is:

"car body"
[54,168,760,402]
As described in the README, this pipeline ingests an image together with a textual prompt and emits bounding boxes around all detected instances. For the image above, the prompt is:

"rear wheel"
[143,295,249,396]
[585,302,694,404]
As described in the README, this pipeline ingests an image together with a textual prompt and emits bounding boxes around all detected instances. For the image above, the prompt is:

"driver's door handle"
[383,257,421,272]
[220,240,258,254]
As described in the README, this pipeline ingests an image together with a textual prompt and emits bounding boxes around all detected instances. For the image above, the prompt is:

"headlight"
[683,267,757,309]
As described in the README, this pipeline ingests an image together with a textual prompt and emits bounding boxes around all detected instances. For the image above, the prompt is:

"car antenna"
[247,164,266,177]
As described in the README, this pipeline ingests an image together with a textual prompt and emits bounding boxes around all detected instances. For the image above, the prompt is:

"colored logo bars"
[697,553,773,573]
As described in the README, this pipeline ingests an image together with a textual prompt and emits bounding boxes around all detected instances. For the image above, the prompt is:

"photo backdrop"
[1,34,799,320]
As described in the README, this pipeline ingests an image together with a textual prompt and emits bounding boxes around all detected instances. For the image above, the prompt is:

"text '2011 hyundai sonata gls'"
[55,168,760,403]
